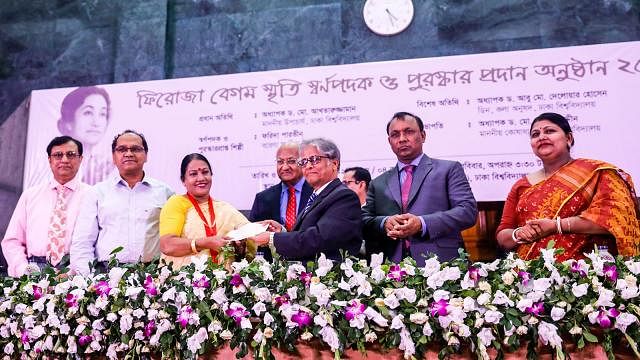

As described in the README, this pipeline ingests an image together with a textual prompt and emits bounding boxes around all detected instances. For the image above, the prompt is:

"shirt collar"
[112,171,152,188]
[397,153,424,172]
[281,177,305,194]
[49,175,81,191]
[313,179,333,196]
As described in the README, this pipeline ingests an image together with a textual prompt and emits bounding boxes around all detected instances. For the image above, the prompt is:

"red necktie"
[285,185,297,231]
[401,165,414,212]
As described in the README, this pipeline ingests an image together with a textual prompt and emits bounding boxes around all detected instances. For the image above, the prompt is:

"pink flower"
[225,304,250,324]
[603,264,618,282]
[65,293,78,308]
[467,266,481,282]
[177,306,193,328]
[144,275,158,296]
[144,320,156,337]
[300,272,312,286]
[193,275,210,288]
[274,294,290,308]
[388,265,407,282]
[570,261,587,277]
[94,280,111,297]
[20,329,29,344]
[291,310,313,327]
[345,301,366,321]
[430,299,448,317]
[525,302,544,316]
[78,334,93,347]
[518,270,531,285]
[229,274,243,287]
[32,285,44,300]
[596,307,620,328]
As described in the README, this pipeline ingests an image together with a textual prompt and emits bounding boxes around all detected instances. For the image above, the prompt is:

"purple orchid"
[94,280,111,297]
[430,299,449,317]
[570,261,587,277]
[177,306,193,328]
[20,329,29,344]
[229,274,244,287]
[291,310,313,327]
[193,275,210,288]
[144,275,158,296]
[345,301,366,321]
[525,302,544,316]
[64,293,78,308]
[518,270,531,285]
[603,264,618,282]
[467,266,481,282]
[32,285,44,300]
[78,334,93,347]
[274,294,290,308]
[144,320,156,338]
[225,305,250,324]
[596,307,620,328]
[387,265,407,282]
[300,271,313,286]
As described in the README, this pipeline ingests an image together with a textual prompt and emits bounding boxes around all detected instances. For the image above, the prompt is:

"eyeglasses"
[342,180,361,185]
[297,155,330,167]
[49,151,79,160]
[276,158,298,166]
[114,145,145,154]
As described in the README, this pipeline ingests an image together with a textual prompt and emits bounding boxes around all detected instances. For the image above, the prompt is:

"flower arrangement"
[1,246,639,360]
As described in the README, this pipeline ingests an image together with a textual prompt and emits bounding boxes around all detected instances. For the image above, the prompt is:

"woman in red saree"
[497,113,640,261]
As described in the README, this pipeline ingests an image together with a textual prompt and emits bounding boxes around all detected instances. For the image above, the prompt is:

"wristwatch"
[269,232,275,247]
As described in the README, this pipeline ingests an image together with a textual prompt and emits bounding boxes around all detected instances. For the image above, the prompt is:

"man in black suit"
[249,143,313,259]
[254,138,361,263]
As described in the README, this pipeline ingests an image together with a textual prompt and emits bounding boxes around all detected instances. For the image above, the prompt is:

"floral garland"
[1,247,639,360]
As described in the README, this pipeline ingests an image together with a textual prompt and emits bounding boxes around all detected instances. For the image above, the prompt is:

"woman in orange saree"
[497,113,640,261]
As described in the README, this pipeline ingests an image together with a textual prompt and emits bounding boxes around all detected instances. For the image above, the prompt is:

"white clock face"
[363,0,414,36]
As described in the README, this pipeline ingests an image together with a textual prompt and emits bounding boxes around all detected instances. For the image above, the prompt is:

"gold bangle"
[556,216,563,235]
[191,238,198,254]
[566,217,571,233]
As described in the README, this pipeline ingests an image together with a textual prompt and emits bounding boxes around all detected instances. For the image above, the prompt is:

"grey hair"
[300,138,341,169]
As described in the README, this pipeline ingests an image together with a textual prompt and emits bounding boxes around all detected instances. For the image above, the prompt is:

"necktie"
[302,192,318,215]
[285,185,297,231]
[401,165,415,212]
[47,186,69,266]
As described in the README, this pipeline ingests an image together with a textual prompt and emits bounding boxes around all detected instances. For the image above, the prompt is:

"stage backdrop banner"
[23,41,640,208]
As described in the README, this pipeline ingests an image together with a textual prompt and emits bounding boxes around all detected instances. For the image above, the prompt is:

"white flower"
[390,315,405,330]
[399,327,416,358]
[240,317,252,330]
[477,293,491,306]
[231,259,249,273]
[582,304,594,315]
[540,249,556,268]
[433,290,450,302]
[287,286,298,300]
[253,329,263,343]
[571,283,589,297]
[365,332,377,343]
[550,307,566,321]
[384,294,400,309]
[501,271,515,286]
[252,302,266,316]
[263,313,274,326]
[363,307,388,327]
[624,260,640,275]
[119,314,133,333]
[569,326,582,335]
[484,310,503,324]
[492,290,514,307]
[516,325,528,335]
[595,289,615,308]
[301,331,313,341]
[478,327,495,346]
[409,312,428,325]
[478,281,491,292]
[106,344,118,359]
[370,253,384,268]
[395,287,417,303]
[263,327,274,338]
[532,278,552,292]
[108,268,127,287]
[253,287,271,302]
[319,326,340,351]
[315,254,333,277]
[463,297,477,312]
[340,258,355,277]
[286,264,305,281]
[4,343,14,355]
[516,298,533,312]
[125,287,144,298]
[370,267,386,283]
[421,257,441,277]
[615,313,638,333]
[187,327,208,353]
[423,322,433,336]
[220,330,233,340]
[538,321,562,348]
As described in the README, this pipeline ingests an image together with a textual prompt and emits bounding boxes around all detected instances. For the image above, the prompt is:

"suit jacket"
[362,155,477,265]
[249,180,313,223]
[274,178,362,263]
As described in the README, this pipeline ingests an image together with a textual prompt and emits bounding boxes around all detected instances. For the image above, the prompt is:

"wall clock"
[363,0,414,36]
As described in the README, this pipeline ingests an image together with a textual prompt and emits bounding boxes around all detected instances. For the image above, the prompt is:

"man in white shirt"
[70,130,173,274]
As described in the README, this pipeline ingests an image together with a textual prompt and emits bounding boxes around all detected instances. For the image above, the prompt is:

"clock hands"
[385,8,398,26]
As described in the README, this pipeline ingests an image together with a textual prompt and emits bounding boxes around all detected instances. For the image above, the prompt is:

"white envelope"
[226,222,268,241]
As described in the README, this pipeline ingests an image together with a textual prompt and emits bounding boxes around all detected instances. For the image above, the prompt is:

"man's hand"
[386,214,422,239]
[258,220,284,233]
[253,232,271,247]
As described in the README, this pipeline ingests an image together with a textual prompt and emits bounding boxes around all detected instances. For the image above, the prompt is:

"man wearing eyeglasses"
[248,143,313,260]
[70,129,173,274]
[253,138,362,262]
[342,167,371,207]
[362,112,477,266]
[2,136,91,276]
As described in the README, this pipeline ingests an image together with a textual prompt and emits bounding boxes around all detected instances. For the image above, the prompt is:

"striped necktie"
[302,192,318,215]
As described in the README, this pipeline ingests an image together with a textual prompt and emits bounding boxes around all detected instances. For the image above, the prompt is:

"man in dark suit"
[362,112,477,266]
[254,138,361,263]
[249,143,313,259]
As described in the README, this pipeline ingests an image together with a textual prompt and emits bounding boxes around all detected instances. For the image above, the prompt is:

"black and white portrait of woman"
[57,86,114,185]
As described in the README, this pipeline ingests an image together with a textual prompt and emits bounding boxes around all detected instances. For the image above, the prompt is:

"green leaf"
[582,329,598,343]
